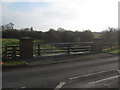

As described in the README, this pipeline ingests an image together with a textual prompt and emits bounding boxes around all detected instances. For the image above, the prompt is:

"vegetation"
[2,23,119,54]
[109,49,120,54]
[1,23,94,43]
[2,60,28,68]
[1,23,119,43]
[2,38,44,46]
[2,38,19,45]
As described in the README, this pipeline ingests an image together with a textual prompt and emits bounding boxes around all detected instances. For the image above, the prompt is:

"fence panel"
[34,42,94,56]
[2,45,20,60]
[3,41,117,60]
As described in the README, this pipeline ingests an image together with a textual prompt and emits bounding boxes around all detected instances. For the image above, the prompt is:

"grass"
[109,49,120,54]
[2,38,44,46]
[33,39,44,44]
[2,60,28,68]
[2,38,19,45]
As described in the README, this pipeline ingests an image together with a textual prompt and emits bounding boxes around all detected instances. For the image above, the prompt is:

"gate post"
[90,42,96,53]
[20,37,33,59]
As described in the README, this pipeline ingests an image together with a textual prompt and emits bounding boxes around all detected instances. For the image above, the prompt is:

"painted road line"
[88,75,120,85]
[54,82,66,90]
[20,87,26,88]
[117,70,120,73]
[69,69,116,80]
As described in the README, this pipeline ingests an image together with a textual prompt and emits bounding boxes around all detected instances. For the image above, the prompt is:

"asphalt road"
[2,56,118,89]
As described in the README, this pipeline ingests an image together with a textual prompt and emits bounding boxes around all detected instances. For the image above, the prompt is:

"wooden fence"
[2,42,94,60]
[34,42,94,56]
[2,45,20,60]
[2,41,118,60]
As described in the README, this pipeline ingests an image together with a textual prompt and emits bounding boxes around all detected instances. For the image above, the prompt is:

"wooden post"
[67,44,70,55]
[38,44,41,56]
[20,37,33,59]
[12,46,16,60]
[90,42,96,53]
[3,45,7,60]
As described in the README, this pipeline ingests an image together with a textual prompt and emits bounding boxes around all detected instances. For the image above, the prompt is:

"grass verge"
[109,49,120,54]
[2,60,28,69]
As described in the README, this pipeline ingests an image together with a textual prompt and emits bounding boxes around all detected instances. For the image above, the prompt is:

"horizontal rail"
[71,49,90,52]
[34,46,91,51]
[2,45,19,48]
[35,51,67,54]
[34,42,94,45]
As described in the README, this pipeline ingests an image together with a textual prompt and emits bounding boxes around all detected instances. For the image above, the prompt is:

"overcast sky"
[1,0,119,32]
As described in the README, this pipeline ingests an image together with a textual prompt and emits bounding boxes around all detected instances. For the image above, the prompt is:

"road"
[2,56,118,89]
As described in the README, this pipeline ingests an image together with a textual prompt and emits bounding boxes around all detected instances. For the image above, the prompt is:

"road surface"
[2,56,118,89]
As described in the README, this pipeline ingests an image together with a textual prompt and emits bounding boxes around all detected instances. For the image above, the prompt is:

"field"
[2,38,19,45]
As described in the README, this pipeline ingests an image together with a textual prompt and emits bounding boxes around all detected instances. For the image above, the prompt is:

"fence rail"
[2,45,20,60]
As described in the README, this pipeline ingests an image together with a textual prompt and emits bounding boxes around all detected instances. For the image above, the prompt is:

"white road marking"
[69,69,116,80]
[117,70,120,73]
[54,82,66,90]
[20,87,26,88]
[88,75,120,85]
[55,69,118,89]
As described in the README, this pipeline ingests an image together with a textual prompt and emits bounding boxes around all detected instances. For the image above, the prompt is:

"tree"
[2,22,14,30]
[80,30,94,42]
[101,27,118,42]
[46,28,60,43]
[57,27,65,32]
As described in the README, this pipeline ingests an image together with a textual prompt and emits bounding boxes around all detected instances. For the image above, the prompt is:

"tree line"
[1,23,119,43]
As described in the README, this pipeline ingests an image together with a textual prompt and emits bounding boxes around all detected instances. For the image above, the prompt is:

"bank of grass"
[109,49,120,54]
[2,60,28,68]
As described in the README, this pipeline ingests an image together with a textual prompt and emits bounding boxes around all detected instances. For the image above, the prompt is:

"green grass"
[33,39,44,44]
[2,60,28,67]
[109,49,120,54]
[2,38,19,45]
[2,38,44,46]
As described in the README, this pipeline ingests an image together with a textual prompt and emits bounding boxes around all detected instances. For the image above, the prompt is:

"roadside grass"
[2,60,28,68]
[109,49,120,54]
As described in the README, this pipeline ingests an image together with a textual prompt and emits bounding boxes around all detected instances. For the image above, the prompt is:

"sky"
[0,0,119,32]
